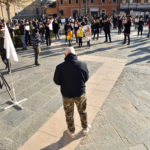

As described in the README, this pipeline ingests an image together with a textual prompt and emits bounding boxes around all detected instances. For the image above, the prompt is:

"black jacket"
[53,22,60,33]
[124,21,131,34]
[54,54,89,98]
[103,21,111,33]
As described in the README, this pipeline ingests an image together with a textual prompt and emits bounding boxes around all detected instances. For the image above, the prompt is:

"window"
[102,0,106,3]
[76,0,78,3]
[60,0,63,4]
[69,0,71,4]
[83,0,86,4]
[91,0,94,3]
[101,9,106,15]
[113,0,116,2]
[112,9,116,14]
[59,10,64,16]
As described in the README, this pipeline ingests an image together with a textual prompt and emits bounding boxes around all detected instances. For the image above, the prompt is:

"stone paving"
[0,27,150,150]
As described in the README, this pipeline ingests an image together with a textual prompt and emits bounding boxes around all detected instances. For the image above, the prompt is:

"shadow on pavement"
[41,130,83,150]
[126,55,150,65]
[11,64,35,73]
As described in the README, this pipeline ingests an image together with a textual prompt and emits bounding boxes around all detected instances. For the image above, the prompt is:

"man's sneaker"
[67,129,75,138]
[83,125,91,136]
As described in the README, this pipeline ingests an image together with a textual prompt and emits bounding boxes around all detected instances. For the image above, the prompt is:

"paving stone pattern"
[0,27,150,150]
[0,41,102,150]
[76,28,150,150]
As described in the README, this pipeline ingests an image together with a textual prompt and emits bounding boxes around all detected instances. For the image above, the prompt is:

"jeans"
[21,35,27,49]
[55,33,60,39]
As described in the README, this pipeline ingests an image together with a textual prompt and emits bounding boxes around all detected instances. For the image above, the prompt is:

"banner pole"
[4,61,28,110]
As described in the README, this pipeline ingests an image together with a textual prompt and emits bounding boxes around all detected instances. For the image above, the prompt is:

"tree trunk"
[6,3,11,22]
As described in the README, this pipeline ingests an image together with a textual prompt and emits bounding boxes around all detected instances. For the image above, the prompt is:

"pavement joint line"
[19,55,126,150]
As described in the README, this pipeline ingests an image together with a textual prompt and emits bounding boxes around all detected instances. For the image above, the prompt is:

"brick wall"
[56,0,119,18]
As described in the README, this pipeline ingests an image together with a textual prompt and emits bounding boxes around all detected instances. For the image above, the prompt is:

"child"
[85,25,91,47]
[77,25,84,48]
[67,28,73,47]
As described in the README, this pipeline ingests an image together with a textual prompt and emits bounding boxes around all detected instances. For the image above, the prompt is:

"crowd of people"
[0,14,150,138]
[0,14,150,72]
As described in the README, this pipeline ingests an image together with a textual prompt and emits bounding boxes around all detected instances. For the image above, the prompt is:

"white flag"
[4,23,18,62]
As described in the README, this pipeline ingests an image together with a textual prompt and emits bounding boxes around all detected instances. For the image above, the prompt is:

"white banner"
[4,24,18,62]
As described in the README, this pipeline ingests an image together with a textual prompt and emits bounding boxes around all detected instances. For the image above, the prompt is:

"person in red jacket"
[147,18,150,37]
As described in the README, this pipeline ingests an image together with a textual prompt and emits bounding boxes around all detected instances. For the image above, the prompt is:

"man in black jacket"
[53,47,90,138]
[103,17,111,43]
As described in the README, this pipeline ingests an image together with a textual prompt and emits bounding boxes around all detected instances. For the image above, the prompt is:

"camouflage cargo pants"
[63,93,88,133]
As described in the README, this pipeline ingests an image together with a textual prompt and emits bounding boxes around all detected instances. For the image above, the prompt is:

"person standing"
[134,16,139,30]
[103,17,111,43]
[53,47,90,138]
[147,18,150,37]
[77,25,84,48]
[74,20,79,43]
[138,17,144,37]
[25,22,31,46]
[123,17,131,45]
[39,23,45,43]
[118,17,123,34]
[19,21,27,50]
[93,19,100,40]
[85,25,91,47]
[53,19,60,40]
[67,28,73,46]
[31,29,42,66]
[0,27,10,73]
[45,23,51,46]
[64,21,73,43]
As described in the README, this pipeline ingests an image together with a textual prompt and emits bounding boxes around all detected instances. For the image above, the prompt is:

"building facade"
[0,0,42,21]
[120,0,150,16]
[56,0,120,18]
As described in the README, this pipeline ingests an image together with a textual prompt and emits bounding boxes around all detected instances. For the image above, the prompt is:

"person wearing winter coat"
[31,29,42,66]
[64,22,73,43]
[138,17,144,36]
[53,47,90,138]
[123,17,131,45]
[53,20,60,40]
[77,25,84,47]
[93,19,100,40]
[147,18,150,37]
[85,25,91,47]
[45,23,51,46]
[103,17,111,43]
